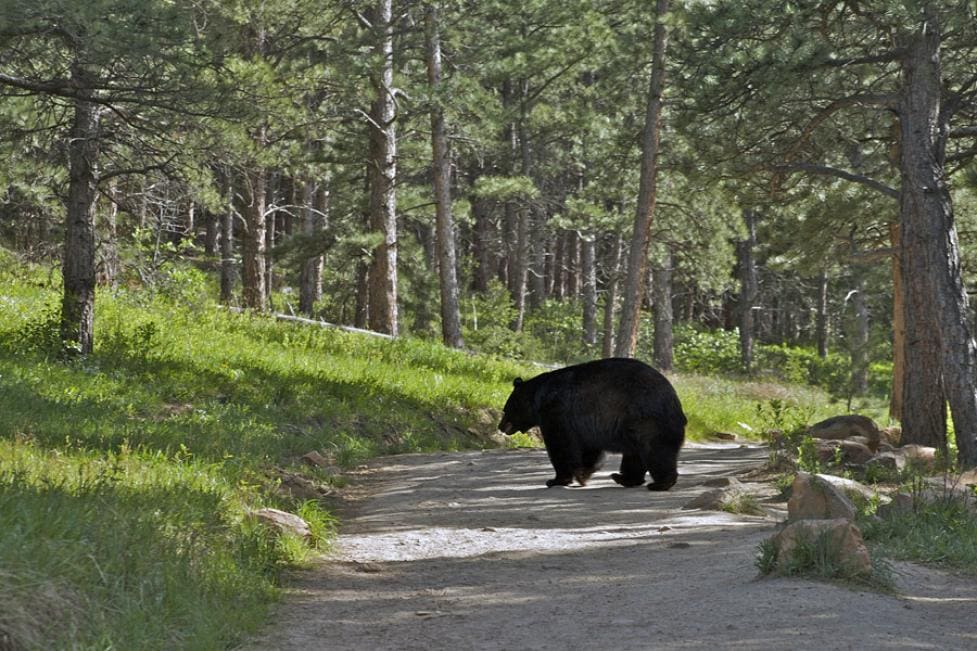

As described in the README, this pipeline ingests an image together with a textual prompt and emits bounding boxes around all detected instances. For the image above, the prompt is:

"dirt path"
[244,444,977,650]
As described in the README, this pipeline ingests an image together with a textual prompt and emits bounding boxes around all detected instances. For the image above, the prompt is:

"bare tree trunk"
[61,71,101,355]
[425,4,464,348]
[850,272,870,395]
[898,10,977,464]
[581,234,598,346]
[615,0,670,357]
[653,247,674,371]
[220,176,236,305]
[472,191,492,293]
[738,208,758,373]
[815,270,829,358]
[602,233,623,358]
[240,167,267,311]
[98,183,120,288]
[889,224,904,421]
[511,205,530,332]
[299,179,326,316]
[366,0,398,336]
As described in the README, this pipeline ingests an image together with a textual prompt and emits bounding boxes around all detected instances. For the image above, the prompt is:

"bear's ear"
[513,377,523,387]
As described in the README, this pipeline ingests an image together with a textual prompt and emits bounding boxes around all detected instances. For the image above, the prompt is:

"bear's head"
[498,378,537,435]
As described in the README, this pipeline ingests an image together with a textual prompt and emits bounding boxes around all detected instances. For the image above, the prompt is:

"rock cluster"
[805,415,940,476]
[766,471,875,577]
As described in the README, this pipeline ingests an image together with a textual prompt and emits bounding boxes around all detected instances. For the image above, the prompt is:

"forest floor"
[242,444,977,650]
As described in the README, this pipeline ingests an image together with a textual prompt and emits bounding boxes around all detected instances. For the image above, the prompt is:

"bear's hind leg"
[574,449,606,486]
[645,442,679,491]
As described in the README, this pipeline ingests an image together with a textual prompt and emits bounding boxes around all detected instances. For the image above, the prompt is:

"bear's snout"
[498,420,515,435]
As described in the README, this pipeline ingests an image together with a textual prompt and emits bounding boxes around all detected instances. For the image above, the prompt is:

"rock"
[900,444,940,472]
[302,450,332,467]
[876,493,914,518]
[814,473,882,505]
[815,440,841,464]
[702,477,743,489]
[252,508,312,540]
[771,518,872,576]
[865,445,940,475]
[866,452,900,473]
[712,432,737,441]
[277,471,333,500]
[683,488,729,511]
[807,415,881,451]
[880,426,902,446]
[837,440,876,465]
[788,472,857,521]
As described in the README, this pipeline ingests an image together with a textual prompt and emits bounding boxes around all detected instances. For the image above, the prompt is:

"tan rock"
[252,508,312,540]
[683,488,729,511]
[788,472,856,521]
[771,518,872,576]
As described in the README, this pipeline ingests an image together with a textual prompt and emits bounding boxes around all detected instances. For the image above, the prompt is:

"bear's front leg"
[540,423,579,487]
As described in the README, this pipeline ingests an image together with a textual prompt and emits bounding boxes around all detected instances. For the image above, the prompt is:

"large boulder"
[807,415,881,451]
[770,518,872,576]
[788,472,857,521]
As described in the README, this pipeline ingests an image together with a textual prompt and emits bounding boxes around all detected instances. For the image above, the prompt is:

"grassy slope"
[0,258,851,648]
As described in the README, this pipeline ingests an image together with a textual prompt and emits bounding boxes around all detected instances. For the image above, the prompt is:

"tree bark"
[815,270,829,358]
[299,179,326,316]
[602,233,623,358]
[738,208,758,373]
[615,0,670,357]
[366,0,398,336]
[898,9,977,464]
[61,76,101,355]
[652,247,674,371]
[425,4,464,348]
[220,176,236,305]
[240,168,267,311]
[581,234,598,346]
[889,224,905,421]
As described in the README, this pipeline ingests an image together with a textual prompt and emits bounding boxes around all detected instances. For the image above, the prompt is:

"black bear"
[498,358,686,491]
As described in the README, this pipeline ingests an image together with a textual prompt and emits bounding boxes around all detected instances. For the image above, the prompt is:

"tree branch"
[772,162,899,199]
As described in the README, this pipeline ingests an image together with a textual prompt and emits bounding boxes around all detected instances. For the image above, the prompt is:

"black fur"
[498,358,686,491]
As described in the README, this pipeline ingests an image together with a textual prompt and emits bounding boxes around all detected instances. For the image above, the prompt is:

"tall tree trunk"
[738,208,758,373]
[367,0,398,336]
[299,179,326,316]
[425,4,464,348]
[220,176,236,305]
[850,272,870,395]
[61,74,101,355]
[581,234,598,346]
[653,247,674,371]
[898,10,977,464]
[511,204,531,332]
[602,233,623,358]
[815,270,829,358]
[889,224,905,421]
[615,0,670,357]
[472,191,492,293]
[240,168,267,311]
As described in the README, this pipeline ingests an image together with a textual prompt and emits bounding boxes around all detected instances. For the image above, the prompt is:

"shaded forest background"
[2,0,977,462]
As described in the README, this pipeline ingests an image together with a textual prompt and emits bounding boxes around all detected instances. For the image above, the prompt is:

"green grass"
[0,256,856,647]
[860,485,977,573]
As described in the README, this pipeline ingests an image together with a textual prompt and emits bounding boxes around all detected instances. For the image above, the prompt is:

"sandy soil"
[242,444,977,651]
